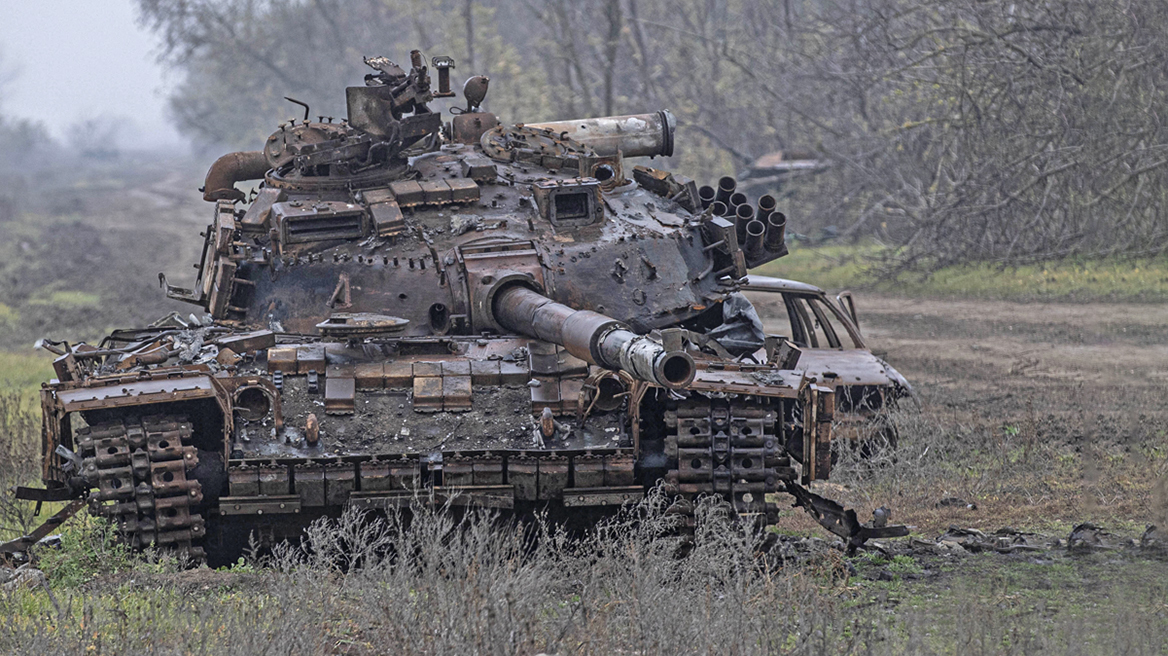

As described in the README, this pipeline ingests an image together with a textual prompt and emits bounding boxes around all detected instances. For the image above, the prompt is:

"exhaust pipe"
[757,194,777,221]
[698,185,716,210]
[202,151,269,202]
[735,203,754,244]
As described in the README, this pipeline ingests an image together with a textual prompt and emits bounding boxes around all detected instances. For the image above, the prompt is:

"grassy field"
[757,243,1168,302]
[0,351,54,395]
[2,366,1166,654]
[2,500,1165,655]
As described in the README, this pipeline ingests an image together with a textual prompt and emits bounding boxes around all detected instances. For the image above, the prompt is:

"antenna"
[283,97,310,121]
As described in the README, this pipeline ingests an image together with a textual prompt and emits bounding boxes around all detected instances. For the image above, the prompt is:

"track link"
[664,397,795,524]
[77,415,206,561]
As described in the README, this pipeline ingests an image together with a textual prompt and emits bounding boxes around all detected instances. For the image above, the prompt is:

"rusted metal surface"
[0,498,88,564]
[741,274,913,417]
[22,50,907,563]
[784,481,910,555]
[77,416,206,558]
[202,151,269,202]
[316,313,410,337]
[493,285,695,389]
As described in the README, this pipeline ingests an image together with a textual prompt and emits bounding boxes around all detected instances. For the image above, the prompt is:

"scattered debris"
[1,565,46,592]
[1141,525,1167,554]
[449,213,481,235]
[910,537,967,556]
[936,497,977,510]
[907,525,1054,555]
[1068,522,1122,552]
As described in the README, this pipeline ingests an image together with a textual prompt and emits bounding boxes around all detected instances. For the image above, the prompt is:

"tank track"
[61,400,879,562]
[664,398,796,525]
[77,415,206,561]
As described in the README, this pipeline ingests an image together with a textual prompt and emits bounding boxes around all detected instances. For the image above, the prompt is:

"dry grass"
[1,386,1166,654]
[1,495,1165,655]
[0,391,39,542]
[822,396,1168,536]
[1,498,877,655]
[753,243,1168,302]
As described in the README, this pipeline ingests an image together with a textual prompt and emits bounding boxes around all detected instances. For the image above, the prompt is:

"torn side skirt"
[784,480,909,554]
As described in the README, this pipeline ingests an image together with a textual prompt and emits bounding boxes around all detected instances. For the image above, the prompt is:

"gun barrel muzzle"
[493,285,695,389]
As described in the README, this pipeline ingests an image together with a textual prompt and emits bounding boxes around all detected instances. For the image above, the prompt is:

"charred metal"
[3,51,907,566]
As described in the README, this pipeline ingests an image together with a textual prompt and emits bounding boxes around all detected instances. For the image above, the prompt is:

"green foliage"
[35,515,136,587]
[0,302,18,327]
[853,552,923,581]
[754,243,887,291]
[222,557,258,574]
[887,555,924,577]
[0,390,40,539]
[26,290,101,309]
[0,355,51,399]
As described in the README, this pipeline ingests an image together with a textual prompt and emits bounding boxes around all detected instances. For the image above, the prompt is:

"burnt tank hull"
[11,51,905,565]
[38,329,828,562]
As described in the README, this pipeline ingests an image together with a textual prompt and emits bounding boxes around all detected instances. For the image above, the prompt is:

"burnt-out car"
[742,275,912,446]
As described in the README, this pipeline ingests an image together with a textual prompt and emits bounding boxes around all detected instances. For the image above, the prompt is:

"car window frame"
[782,295,810,347]
[805,293,866,349]
[807,296,843,348]
[743,280,868,350]
[779,292,867,350]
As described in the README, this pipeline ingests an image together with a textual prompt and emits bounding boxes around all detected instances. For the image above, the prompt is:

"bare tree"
[0,46,55,166]
[134,0,1168,269]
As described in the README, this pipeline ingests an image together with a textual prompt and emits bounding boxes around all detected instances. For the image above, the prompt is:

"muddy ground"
[753,290,1168,538]
[752,290,1168,423]
[855,293,1168,420]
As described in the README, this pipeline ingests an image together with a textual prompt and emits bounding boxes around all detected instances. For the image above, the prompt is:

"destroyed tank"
[6,51,906,565]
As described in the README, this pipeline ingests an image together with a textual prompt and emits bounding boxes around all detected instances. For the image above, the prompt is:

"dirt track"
[860,294,1168,383]
[854,294,1168,425]
[754,291,1168,532]
[757,292,1168,430]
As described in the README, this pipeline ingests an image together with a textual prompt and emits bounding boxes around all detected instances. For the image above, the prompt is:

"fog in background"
[0,0,183,151]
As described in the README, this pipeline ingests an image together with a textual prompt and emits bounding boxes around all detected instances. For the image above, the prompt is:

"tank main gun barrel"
[524,111,675,159]
[493,285,695,390]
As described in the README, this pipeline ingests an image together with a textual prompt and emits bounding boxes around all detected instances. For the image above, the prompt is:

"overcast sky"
[0,0,184,150]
